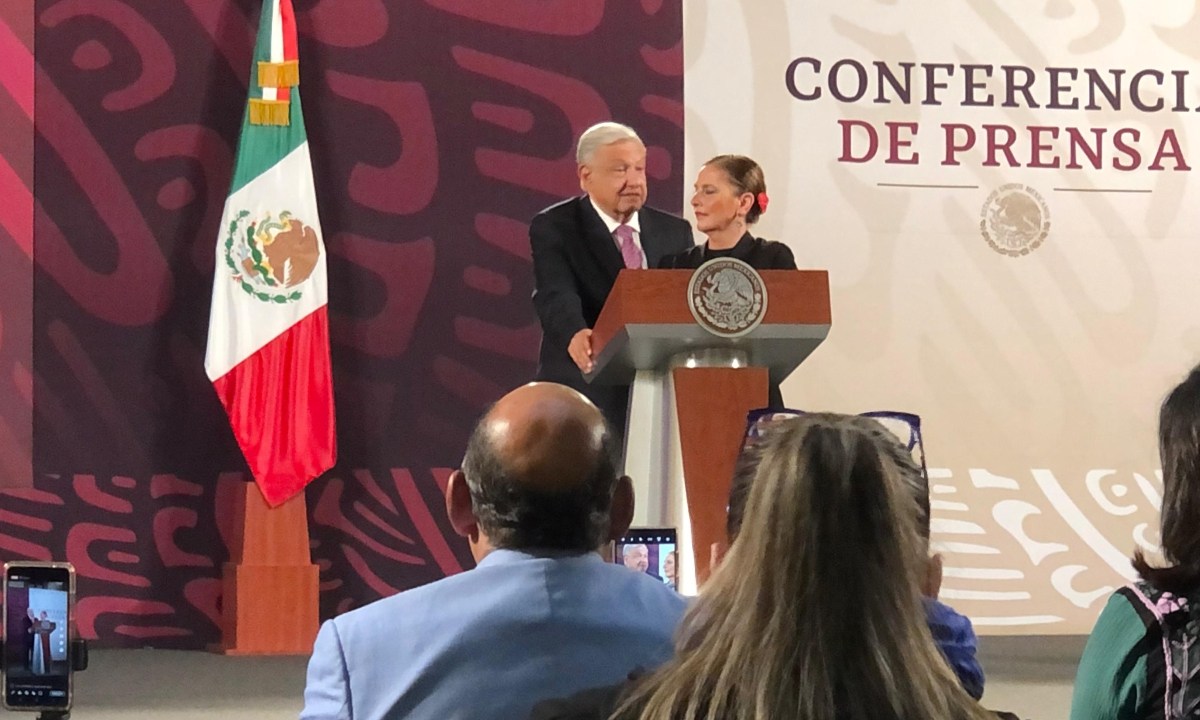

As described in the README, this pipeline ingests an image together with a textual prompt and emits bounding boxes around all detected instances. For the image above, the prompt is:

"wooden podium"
[587,269,831,588]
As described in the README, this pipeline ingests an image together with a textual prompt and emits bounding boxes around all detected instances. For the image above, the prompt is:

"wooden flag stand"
[219,482,319,654]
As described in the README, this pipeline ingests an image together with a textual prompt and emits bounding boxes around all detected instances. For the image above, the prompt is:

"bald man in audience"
[300,382,687,720]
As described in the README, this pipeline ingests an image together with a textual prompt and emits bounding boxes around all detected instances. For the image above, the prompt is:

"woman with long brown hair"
[536,413,993,720]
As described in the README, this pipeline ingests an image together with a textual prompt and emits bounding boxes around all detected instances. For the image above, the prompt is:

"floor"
[72,649,307,719]
[978,635,1085,720]
[60,635,1085,719]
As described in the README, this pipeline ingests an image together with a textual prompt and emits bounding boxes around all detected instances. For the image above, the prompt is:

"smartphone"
[3,561,75,712]
[614,528,678,591]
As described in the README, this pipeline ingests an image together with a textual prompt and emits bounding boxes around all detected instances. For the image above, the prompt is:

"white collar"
[589,196,641,235]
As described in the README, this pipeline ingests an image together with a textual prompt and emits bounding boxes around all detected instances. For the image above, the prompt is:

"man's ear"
[922,552,944,599]
[578,164,591,192]
[607,476,635,543]
[445,470,477,538]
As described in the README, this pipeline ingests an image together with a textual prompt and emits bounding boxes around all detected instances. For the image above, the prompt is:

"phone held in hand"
[2,561,76,712]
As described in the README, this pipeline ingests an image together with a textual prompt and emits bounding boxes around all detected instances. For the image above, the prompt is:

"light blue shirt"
[300,549,687,720]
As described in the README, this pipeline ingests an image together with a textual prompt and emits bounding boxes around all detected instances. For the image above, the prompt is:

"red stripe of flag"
[211,306,336,507]
[278,0,297,103]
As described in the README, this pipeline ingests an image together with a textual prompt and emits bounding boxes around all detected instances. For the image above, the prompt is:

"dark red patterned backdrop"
[0,2,33,491]
[0,0,683,648]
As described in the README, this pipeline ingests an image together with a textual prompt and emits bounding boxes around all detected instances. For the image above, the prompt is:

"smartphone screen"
[614,528,679,592]
[3,562,74,711]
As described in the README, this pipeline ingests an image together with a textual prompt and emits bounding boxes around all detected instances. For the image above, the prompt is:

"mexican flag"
[204,0,336,507]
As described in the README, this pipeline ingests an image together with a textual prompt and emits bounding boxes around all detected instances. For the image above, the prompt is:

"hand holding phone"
[3,561,75,712]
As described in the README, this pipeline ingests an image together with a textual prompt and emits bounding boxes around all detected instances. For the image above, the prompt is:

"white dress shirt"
[589,197,646,268]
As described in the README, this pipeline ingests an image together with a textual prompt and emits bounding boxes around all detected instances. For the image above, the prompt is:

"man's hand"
[569,328,594,373]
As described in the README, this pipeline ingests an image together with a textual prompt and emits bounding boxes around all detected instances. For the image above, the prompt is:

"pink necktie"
[615,224,643,269]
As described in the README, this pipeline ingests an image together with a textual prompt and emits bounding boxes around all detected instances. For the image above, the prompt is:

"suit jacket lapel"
[639,209,663,266]
[578,196,624,279]
[638,209,683,267]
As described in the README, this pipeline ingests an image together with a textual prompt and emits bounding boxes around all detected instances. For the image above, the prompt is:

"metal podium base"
[622,348,749,596]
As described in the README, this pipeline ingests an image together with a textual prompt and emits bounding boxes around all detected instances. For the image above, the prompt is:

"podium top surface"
[586,269,832,384]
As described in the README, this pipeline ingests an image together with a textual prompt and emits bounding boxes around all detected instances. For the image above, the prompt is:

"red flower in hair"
[756,191,769,213]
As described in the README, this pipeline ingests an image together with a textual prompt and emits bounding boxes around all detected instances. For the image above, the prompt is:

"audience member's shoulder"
[605,563,688,613]
[328,565,478,630]
[925,598,976,637]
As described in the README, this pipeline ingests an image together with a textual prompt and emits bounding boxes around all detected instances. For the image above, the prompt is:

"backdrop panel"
[685,1,1198,633]
[0,3,34,490]
[0,0,684,648]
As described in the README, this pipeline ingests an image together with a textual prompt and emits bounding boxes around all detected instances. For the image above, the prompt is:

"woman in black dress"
[658,154,795,271]
[659,155,795,406]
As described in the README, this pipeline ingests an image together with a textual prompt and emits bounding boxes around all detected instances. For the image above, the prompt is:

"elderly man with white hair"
[529,122,693,452]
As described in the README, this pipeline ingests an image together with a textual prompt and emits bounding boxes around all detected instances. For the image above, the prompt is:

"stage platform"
[66,637,1085,718]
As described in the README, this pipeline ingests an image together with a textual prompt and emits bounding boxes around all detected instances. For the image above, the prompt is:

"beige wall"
[684,1,1200,633]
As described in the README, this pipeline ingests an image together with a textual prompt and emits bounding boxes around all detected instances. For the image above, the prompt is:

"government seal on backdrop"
[223,209,321,303]
[687,257,768,338]
[979,184,1050,257]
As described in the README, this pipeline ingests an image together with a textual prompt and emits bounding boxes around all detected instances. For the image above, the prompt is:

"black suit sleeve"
[771,242,798,270]
[640,209,693,267]
[530,213,588,341]
[667,219,693,255]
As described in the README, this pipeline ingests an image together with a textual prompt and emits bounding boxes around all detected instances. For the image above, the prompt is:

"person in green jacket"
[1071,362,1200,720]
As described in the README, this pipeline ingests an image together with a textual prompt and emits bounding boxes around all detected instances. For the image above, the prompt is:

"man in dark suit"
[22,608,35,671]
[530,122,693,451]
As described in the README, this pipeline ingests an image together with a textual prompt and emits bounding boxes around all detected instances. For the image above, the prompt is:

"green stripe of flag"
[228,0,307,196]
